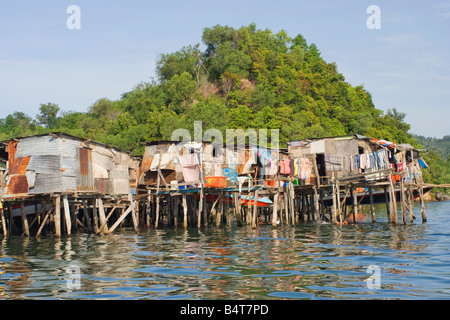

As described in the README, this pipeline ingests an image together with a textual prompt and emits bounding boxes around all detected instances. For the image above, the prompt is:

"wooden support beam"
[331,182,338,224]
[272,192,279,227]
[155,174,161,229]
[35,208,53,238]
[182,194,188,229]
[82,200,92,232]
[252,190,258,228]
[98,206,117,234]
[314,188,320,222]
[97,198,109,234]
[63,195,71,235]
[54,196,61,237]
[420,187,427,223]
[131,200,139,233]
[401,178,407,225]
[384,186,391,223]
[22,201,47,236]
[20,200,30,237]
[1,207,7,237]
[107,202,136,234]
[289,182,295,226]
[369,187,376,223]
[92,200,99,233]
[336,181,341,225]
[389,177,398,225]
[351,186,358,224]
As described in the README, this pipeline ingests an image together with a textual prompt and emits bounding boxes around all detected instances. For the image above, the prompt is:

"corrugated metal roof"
[27,155,60,174]
[15,136,60,157]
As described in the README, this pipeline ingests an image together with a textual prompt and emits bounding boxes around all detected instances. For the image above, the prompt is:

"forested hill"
[414,135,450,160]
[0,23,416,155]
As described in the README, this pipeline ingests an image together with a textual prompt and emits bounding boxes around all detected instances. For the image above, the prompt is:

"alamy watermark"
[366,5,381,30]
[66,263,81,290]
[365,265,381,289]
[66,5,81,30]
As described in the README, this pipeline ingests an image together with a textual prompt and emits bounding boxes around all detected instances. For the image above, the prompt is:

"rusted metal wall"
[1,134,136,199]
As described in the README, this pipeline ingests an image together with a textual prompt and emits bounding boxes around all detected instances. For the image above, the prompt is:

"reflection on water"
[0,202,449,300]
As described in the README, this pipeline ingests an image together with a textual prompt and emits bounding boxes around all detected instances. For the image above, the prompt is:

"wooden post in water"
[389,177,398,224]
[369,187,376,223]
[420,187,427,222]
[146,190,151,228]
[1,205,7,237]
[272,192,279,227]
[289,181,295,225]
[384,186,391,223]
[36,208,52,238]
[63,195,71,235]
[97,198,109,234]
[182,194,188,229]
[54,196,61,237]
[92,199,99,233]
[155,173,161,229]
[331,181,338,224]
[336,181,342,225]
[252,190,258,229]
[20,200,30,237]
[351,186,358,224]
[82,200,92,232]
[401,178,407,224]
[131,200,139,232]
[198,188,203,229]
[407,187,414,223]
[107,201,135,234]
[314,188,320,222]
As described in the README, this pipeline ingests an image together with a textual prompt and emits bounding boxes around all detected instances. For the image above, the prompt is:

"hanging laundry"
[179,153,200,183]
[300,158,311,181]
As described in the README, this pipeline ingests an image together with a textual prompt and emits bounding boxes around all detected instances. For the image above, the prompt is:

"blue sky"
[0,0,449,138]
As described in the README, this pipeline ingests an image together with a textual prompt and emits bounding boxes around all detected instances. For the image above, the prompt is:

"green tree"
[37,103,60,129]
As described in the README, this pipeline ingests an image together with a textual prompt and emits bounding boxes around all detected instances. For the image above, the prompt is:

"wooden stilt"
[20,200,30,237]
[62,195,71,235]
[35,208,53,238]
[54,196,61,237]
[384,186,391,223]
[82,200,92,232]
[289,182,295,226]
[182,194,188,228]
[407,187,414,224]
[314,188,320,222]
[97,198,109,234]
[198,189,203,229]
[351,186,358,224]
[146,191,151,228]
[332,183,338,224]
[1,206,7,237]
[272,192,279,227]
[336,181,341,225]
[131,200,139,232]
[252,190,258,228]
[98,206,116,234]
[369,187,376,223]
[107,202,136,234]
[92,200,99,233]
[401,179,407,224]
[420,187,427,222]
[218,192,223,227]
[155,173,161,228]
[284,190,289,225]
[389,178,398,224]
